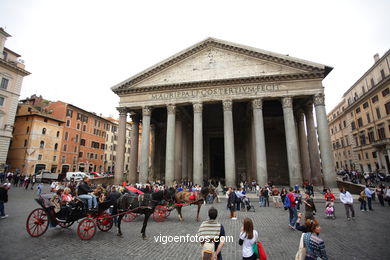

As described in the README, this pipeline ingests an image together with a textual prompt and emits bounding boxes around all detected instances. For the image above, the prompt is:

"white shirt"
[340,191,353,204]
[239,230,258,257]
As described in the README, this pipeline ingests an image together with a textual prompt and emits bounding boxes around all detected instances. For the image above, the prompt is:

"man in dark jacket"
[77,177,97,209]
[0,183,10,219]
[227,187,237,220]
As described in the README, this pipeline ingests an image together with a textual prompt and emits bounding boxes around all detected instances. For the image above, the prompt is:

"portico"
[112,38,336,187]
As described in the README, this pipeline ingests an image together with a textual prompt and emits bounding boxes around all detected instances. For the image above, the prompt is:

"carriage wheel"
[122,213,138,222]
[96,213,113,232]
[26,208,49,237]
[58,221,74,228]
[153,205,169,222]
[77,218,96,240]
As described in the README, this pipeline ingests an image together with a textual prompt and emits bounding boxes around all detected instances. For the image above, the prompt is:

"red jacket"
[324,192,336,201]
[287,192,296,207]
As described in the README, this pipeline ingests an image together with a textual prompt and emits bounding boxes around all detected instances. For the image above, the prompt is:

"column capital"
[142,106,152,116]
[193,102,203,113]
[167,104,176,114]
[281,96,293,108]
[222,100,233,111]
[130,113,140,123]
[252,98,263,110]
[117,107,129,116]
[313,93,325,106]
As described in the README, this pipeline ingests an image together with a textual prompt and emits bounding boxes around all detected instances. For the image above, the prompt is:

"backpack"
[283,194,291,208]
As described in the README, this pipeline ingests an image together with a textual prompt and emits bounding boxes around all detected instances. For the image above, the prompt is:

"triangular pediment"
[112,38,331,92]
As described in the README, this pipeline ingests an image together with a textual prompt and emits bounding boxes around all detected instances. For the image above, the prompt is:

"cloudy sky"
[1,0,389,118]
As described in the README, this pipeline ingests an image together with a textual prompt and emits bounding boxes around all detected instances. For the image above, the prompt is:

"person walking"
[280,187,287,209]
[375,185,385,207]
[238,217,258,260]
[340,187,355,220]
[271,186,281,208]
[385,186,390,207]
[358,189,367,211]
[227,187,237,220]
[364,185,374,211]
[303,191,316,220]
[0,183,11,219]
[198,207,225,260]
[263,186,270,207]
[302,219,328,260]
[286,187,297,229]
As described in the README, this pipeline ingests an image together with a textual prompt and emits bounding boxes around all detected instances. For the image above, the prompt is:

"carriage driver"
[77,176,98,210]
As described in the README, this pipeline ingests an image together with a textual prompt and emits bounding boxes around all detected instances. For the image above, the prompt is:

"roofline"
[16,113,65,123]
[111,37,332,91]
[66,103,113,123]
[342,49,390,97]
[0,28,11,37]
[4,47,21,57]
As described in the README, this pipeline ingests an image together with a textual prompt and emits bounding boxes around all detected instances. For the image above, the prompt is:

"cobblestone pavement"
[1,185,389,260]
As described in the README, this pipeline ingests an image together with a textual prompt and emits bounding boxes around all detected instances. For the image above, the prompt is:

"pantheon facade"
[112,38,336,188]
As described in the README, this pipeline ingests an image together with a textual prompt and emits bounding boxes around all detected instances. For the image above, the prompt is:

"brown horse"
[175,187,209,221]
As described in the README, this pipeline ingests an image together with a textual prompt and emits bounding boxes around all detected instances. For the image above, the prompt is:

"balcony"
[372,138,390,150]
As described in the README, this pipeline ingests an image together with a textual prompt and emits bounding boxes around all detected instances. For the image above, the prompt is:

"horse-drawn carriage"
[26,194,114,240]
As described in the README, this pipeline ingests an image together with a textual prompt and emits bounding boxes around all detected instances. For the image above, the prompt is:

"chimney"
[0,28,11,59]
[373,53,380,63]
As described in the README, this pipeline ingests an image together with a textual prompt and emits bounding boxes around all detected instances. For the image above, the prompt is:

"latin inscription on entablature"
[151,84,280,101]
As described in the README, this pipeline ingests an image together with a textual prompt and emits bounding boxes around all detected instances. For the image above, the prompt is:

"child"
[37,183,43,195]
[325,202,334,216]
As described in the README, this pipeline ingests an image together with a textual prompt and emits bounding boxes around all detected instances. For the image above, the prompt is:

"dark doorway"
[209,137,225,178]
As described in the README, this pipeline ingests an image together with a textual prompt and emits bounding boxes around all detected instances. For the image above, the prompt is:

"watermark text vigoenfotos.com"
[154,234,234,245]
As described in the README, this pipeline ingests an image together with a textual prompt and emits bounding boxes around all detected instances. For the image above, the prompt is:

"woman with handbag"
[301,219,328,260]
[239,218,258,260]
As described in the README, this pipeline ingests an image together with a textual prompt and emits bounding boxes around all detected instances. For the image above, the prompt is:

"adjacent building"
[7,103,64,174]
[46,101,111,174]
[328,50,390,174]
[0,28,30,171]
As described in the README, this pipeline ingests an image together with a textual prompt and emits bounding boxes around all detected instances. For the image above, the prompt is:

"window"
[343,121,346,128]
[367,113,371,123]
[26,126,30,134]
[363,102,369,109]
[74,146,77,153]
[53,156,57,161]
[372,95,379,103]
[385,102,390,115]
[61,156,65,163]
[372,152,377,158]
[80,139,85,146]
[66,109,73,117]
[77,113,82,120]
[63,144,67,151]
[64,132,68,141]
[378,126,386,140]
[75,134,79,142]
[95,154,98,159]
[66,120,70,127]
[38,154,42,160]
[362,86,365,94]
[101,143,105,149]
[357,118,363,128]
[360,135,366,146]
[42,128,46,135]
[365,153,369,160]
[40,141,45,148]
[382,88,390,97]
[368,131,375,143]
[0,96,4,106]
[380,69,385,80]
[24,139,27,147]
[79,152,83,158]
[77,123,80,130]
[356,107,361,114]
[376,108,381,119]
[358,154,361,160]
[370,78,375,87]
[73,156,77,164]
[56,131,60,137]
[54,143,58,150]
[0,78,9,89]
[83,125,86,131]
[351,121,356,130]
